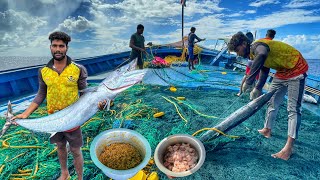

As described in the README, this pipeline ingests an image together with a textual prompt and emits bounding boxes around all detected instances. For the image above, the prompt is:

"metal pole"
[182,4,184,48]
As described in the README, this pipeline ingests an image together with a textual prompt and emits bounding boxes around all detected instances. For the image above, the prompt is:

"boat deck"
[1,65,320,180]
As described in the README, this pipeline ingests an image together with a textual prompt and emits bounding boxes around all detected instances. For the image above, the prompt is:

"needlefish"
[4,59,146,133]
[199,90,276,142]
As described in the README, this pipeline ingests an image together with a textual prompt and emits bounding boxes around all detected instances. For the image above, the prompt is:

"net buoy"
[153,112,165,118]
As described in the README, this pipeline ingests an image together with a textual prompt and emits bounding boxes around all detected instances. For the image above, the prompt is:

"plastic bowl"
[154,134,206,177]
[90,128,151,180]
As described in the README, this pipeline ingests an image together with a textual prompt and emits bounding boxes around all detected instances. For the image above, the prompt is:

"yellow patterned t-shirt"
[41,63,80,114]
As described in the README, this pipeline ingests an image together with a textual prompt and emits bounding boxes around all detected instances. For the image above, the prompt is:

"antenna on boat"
[254,30,257,40]
[181,0,187,48]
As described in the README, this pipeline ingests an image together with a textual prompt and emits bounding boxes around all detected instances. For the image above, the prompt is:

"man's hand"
[250,88,262,100]
[98,100,108,110]
[11,113,28,125]
[242,83,254,93]
[140,48,147,54]
[98,100,114,111]
[202,38,206,41]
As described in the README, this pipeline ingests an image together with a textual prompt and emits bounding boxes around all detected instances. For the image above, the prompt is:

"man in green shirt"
[129,24,146,69]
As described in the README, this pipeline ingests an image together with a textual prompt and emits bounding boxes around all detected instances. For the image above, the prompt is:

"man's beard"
[52,53,65,61]
[244,45,250,59]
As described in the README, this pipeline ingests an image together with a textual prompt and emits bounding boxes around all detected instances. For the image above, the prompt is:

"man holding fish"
[12,31,87,180]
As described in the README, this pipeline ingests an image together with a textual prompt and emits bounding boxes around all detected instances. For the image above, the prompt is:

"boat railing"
[268,72,320,104]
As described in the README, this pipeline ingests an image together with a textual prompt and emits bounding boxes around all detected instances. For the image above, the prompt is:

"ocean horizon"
[0,56,319,77]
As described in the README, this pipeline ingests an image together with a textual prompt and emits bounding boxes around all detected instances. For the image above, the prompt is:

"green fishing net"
[1,82,319,180]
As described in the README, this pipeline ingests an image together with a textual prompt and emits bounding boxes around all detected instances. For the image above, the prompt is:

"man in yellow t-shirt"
[13,31,87,180]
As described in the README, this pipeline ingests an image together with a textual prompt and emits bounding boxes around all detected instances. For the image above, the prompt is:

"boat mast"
[181,1,185,48]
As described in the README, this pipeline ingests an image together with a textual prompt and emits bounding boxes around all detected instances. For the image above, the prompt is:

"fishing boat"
[0,44,226,103]
[0,42,320,179]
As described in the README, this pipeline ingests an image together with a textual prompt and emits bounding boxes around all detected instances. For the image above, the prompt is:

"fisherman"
[187,27,205,71]
[265,29,276,40]
[12,31,87,180]
[129,24,146,69]
[228,32,308,160]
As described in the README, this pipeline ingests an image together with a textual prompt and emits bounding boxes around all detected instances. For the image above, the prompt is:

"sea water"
[0,56,319,77]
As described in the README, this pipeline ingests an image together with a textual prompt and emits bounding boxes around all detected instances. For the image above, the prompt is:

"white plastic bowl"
[154,134,206,177]
[90,128,151,180]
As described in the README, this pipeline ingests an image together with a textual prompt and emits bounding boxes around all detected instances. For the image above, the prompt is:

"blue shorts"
[188,46,194,60]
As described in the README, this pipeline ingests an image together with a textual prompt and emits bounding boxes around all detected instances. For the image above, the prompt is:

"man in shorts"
[129,24,146,69]
[187,27,205,71]
[13,31,87,180]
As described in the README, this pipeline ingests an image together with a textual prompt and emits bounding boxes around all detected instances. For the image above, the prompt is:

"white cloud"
[226,10,256,17]
[81,1,320,57]
[91,0,181,23]
[0,0,224,57]
[79,0,221,56]
[90,0,223,24]
[281,34,320,59]
[227,13,243,18]
[0,9,47,50]
[38,0,56,4]
[284,0,320,8]
[57,16,94,33]
[245,10,256,14]
[227,9,320,30]
[105,40,131,54]
[0,0,83,56]
[7,0,83,23]
[184,15,230,39]
[249,0,280,7]
[1,0,320,60]
[67,40,130,58]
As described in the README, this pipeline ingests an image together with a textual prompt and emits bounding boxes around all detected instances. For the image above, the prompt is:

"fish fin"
[49,132,57,138]
[0,121,12,138]
[101,99,112,111]
[105,99,111,111]
[1,102,13,138]
[6,101,14,121]
[79,87,98,93]
[7,100,13,114]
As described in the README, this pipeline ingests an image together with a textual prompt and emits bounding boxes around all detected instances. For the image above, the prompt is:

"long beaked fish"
[13,59,147,133]
[199,90,276,142]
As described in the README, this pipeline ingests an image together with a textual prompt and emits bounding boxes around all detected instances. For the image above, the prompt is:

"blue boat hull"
[0,46,223,103]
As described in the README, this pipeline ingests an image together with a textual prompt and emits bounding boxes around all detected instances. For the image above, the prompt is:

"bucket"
[90,128,151,180]
[154,134,206,178]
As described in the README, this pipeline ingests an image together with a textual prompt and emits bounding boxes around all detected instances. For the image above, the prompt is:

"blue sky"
[0,0,320,59]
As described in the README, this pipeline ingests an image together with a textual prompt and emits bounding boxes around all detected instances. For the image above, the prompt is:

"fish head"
[102,69,147,98]
[98,58,138,88]
[117,58,138,73]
